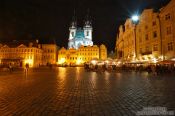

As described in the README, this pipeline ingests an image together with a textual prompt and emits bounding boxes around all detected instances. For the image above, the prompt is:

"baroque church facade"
[68,15,93,49]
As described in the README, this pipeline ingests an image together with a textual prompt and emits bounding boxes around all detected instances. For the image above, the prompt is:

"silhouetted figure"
[25,63,29,73]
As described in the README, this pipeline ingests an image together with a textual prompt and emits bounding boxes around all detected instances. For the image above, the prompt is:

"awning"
[158,60,175,64]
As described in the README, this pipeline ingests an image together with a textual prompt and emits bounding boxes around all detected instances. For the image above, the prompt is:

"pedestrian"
[25,63,29,73]
[9,63,13,73]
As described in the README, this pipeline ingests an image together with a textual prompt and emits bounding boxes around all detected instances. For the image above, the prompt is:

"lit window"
[145,25,148,30]
[152,21,156,26]
[166,26,172,35]
[153,31,157,38]
[145,46,149,52]
[139,38,142,43]
[86,31,89,36]
[168,42,173,51]
[145,34,149,40]
[140,48,142,53]
[71,32,74,36]
[165,14,171,20]
[153,44,158,51]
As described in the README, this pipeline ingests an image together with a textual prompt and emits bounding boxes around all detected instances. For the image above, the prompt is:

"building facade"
[42,44,58,65]
[58,44,107,65]
[0,40,58,67]
[116,0,175,63]
[0,40,43,67]
[160,0,175,60]
[116,19,136,62]
[136,9,161,62]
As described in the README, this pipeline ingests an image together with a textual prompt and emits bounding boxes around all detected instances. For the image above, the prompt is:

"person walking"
[25,63,29,74]
[9,63,13,73]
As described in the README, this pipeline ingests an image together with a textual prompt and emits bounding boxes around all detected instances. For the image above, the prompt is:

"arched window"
[71,32,74,37]
[86,31,89,36]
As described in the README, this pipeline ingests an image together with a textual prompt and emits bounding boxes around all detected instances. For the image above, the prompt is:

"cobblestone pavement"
[0,67,175,116]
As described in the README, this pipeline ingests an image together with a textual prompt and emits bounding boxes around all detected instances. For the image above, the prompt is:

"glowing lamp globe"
[131,15,139,22]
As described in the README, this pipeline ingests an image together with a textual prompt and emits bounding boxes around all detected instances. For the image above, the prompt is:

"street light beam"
[131,15,139,22]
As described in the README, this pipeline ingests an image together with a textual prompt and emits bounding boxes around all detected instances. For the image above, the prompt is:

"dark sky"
[0,0,170,51]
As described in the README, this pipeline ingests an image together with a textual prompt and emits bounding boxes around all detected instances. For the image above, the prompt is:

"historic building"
[116,19,136,62]
[58,44,107,65]
[0,40,43,67]
[68,15,93,49]
[116,0,175,63]
[160,0,175,60]
[136,9,161,62]
[0,40,58,67]
[42,44,58,65]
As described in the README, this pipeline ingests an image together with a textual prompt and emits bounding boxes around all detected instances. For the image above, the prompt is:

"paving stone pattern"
[0,67,175,116]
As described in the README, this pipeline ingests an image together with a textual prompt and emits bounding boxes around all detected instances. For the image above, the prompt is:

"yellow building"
[160,0,175,60]
[136,9,161,62]
[116,9,163,63]
[58,44,107,65]
[116,19,136,61]
[0,40,43,67]
[42,44,58,65]
[99,44,107,60]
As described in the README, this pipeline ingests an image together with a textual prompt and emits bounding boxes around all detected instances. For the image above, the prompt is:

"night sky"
[0,0,170,51]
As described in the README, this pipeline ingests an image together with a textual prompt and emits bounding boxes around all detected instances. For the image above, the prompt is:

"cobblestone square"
[0,67,175,116]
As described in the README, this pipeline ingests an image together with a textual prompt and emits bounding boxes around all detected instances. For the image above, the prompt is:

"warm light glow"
[171,58,175,61]
[152,58,158,63]
[105,60,109,64]
[58,58,66,64]
[76,59,82,65]
[24,59,33,67]
[131,15,139,22]
[91,60,97,65]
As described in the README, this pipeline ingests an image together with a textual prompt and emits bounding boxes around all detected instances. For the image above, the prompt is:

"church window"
[87,31,89,36]
[71,32,74,36]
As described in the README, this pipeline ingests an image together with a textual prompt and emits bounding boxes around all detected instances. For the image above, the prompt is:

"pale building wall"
[116,20,135,61]
[99,44,107,60]
[0,44,42,67]
[116,25,124,59]
[42,44,57,65]
[160,0,175,60]
[136,9,161,61]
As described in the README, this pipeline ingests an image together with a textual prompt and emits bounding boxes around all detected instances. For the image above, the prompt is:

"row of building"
[58,45,107,65]
[115,0,175,63]
[0,40,107,67]
[0,40,57,67]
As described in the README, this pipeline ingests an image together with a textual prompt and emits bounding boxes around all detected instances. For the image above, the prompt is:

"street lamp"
[157,14,164,61]
[132,15,139,23]
[131,15,139,61]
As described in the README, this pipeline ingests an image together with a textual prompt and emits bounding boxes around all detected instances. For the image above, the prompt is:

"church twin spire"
[68,9,93,49]
[70,9,92,28]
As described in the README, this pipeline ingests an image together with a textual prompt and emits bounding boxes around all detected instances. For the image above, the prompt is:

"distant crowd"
[84,63,175,75]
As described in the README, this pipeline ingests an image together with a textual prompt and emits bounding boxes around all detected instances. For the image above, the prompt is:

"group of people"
[5,63,29,73]
[84,63,175,75]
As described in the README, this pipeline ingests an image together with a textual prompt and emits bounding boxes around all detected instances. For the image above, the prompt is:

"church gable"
[17,44,27,48]
[2,45,9,48]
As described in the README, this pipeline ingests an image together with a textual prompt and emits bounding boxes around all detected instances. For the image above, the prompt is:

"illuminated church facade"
[68,15,93,49]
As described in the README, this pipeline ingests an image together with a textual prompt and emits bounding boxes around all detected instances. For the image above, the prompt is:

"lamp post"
[157,14,164,61]
[131,15,139,61]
